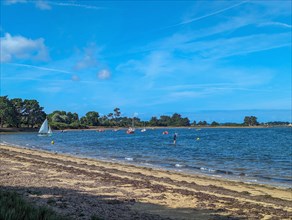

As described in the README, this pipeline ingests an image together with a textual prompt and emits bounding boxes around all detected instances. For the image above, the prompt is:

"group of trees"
[1,96,290,130]
[0,96,46,128]
[243,116,259,126]
[148,114,190,127]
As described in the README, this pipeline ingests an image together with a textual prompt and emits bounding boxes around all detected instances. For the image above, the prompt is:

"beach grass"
[0,189,67,220]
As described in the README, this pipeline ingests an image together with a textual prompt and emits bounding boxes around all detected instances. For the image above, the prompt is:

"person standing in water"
[173,133,177,145]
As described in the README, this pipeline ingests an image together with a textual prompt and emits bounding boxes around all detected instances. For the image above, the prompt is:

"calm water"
[1,128,291,188]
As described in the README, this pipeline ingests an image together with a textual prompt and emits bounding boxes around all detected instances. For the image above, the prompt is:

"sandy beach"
[0,144,291,219]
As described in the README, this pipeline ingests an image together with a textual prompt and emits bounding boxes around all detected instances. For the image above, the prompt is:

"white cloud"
[35,0,51,10]
[5,0,51,10]
[74,44,101,70]
[74,55,97,70]
[71,75,80,81]
[5,0,27,5]
[0,33,49,62]
[74,56,97,70]
[97,69,111,80]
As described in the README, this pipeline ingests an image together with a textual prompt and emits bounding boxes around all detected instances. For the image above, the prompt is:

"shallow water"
[1,127,291,187]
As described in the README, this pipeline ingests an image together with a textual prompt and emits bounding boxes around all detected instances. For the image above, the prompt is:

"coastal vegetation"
[0,189,67,220]
[0,96,290,130]
[0,188,103,220]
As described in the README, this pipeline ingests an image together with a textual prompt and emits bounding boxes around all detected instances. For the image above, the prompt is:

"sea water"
[1,128,291,188]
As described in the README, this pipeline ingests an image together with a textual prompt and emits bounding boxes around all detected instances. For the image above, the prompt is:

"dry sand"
[0,144,291,219]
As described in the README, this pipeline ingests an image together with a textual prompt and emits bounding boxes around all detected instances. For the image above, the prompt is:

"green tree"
[0,96,17,127]
[67,112,79,124]
[181,117,190,126]
[85,111,100,126]
[197,121,208,126]
[11,98,24,128]
[113,107,121,126]
[113,108,121,118]
[52,113,64,123]
[159,115,171,126]
[49,111,70,124]
[171,113,190,126]
[80,116,87,125]
[149,116,159,126]
[22,99,46,128]
[211,121,220,126]
[107,113,114,120]
[243,116,259,126]
[170,113,182,126]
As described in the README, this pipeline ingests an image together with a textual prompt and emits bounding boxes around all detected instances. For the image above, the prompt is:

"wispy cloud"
[73,43,111,81]
[74,44,101,70]
[48,1,105,10]
[0,33,49,62]
[2,77,53,81]
[5,0,51,10]
[4,0,105,10]
[154,83,276,93]
[134,30,291,62]
[7,63,73,74]
[193,33,292,60]
[258,22,292,29]
[71,75,80,81]
[4,0,27,5]
[166,0,249,28]
[114,0,291,112]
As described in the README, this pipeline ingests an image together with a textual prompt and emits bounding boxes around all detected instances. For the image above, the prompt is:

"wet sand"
[0,144,291,219]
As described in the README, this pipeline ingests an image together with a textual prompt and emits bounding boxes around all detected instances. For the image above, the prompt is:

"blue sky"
[1,0,291,123]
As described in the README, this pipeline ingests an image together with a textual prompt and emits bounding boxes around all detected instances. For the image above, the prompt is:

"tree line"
[0,96,290,130]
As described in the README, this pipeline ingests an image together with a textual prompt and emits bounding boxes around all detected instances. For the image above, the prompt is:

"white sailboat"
[38,119,52,136]
[141,122,146,132]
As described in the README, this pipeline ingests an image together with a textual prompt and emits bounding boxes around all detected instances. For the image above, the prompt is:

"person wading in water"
[173,133,177,145]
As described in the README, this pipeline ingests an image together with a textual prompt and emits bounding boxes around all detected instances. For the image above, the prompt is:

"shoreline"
[1,144,291,219]
[1,125,290,133]
[1,135,291,189]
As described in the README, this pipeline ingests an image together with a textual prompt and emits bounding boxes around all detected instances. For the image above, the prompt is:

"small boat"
[127,127,135,134]
[141,123,146,132]
[127,117,135,134]
[38,119,52,136]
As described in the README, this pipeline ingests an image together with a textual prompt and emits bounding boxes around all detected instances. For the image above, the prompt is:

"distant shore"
[1,125,289,133]
[1,144,291,219]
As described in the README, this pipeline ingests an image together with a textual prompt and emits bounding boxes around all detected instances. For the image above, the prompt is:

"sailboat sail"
[38,119,52,136]
[48,126,52,134]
